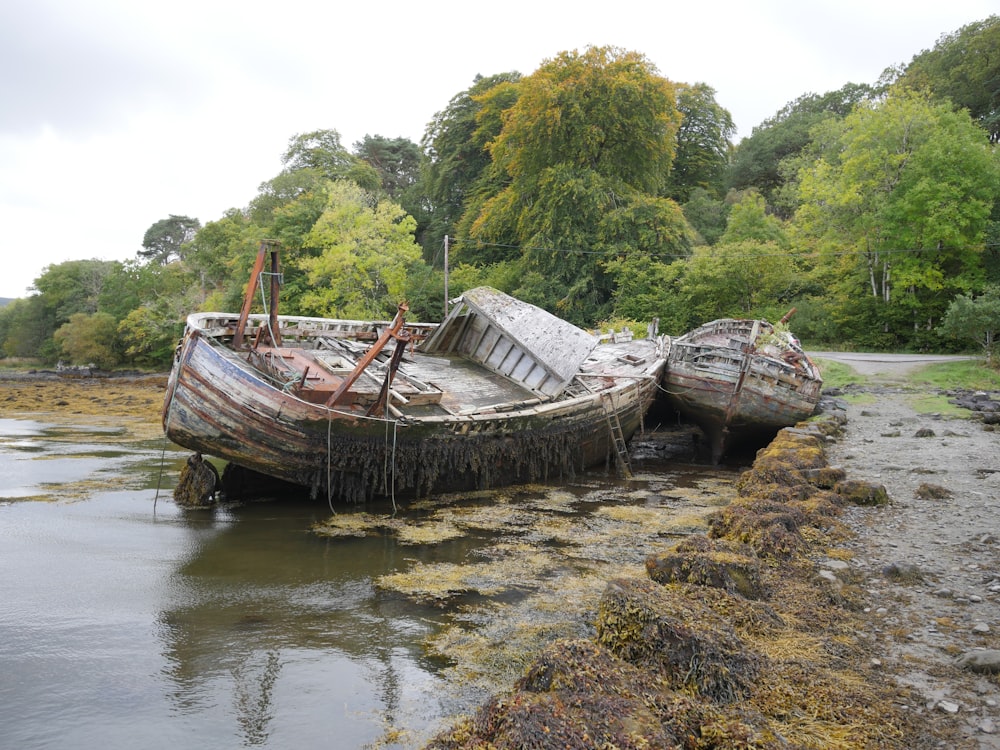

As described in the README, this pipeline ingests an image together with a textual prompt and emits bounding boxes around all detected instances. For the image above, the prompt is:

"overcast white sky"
[0,0,994,299]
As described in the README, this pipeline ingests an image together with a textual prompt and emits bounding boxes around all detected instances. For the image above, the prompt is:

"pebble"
[981,718,997,735]
[937,700,960,714]
[973,622,991,634]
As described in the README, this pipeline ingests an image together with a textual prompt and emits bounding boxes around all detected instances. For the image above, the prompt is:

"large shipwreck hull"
[662,318,822,461]
[163,274,667,503]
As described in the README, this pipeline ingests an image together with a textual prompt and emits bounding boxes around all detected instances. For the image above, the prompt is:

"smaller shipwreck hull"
[163,286,668,503]
[663,318,822,461]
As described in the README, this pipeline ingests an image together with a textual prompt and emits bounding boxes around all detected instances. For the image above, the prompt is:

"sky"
[0,0,995,300]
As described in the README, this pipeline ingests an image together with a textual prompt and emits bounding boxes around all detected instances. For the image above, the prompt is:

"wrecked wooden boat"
[661,316,822,462]
[163,243,668,503]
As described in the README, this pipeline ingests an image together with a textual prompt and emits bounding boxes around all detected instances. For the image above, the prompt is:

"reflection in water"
[232,650,280,746]
[0,412,737,748]
[154,501,452,747]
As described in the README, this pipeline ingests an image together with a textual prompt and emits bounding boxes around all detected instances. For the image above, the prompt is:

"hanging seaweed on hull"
[309,415,611,505]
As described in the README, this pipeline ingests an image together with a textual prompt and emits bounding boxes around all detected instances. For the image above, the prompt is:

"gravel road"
[815,353,1000,747]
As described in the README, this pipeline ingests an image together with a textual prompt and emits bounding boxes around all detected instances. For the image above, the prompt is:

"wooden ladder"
[603,395,633,479]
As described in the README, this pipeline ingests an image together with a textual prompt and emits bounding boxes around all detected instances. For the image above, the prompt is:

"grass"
[906,393,971,417]
[813,356,1000,392]
[812,358,865,390]
[907,359,1000,391]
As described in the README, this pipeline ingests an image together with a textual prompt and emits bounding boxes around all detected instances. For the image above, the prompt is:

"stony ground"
[820,356,1000,747]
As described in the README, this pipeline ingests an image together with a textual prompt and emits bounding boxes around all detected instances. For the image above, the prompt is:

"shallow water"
[0,415,736,748]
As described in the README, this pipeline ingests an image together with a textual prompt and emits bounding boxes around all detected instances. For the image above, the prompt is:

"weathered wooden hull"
[163,298,667,503]
[662,318,822,460]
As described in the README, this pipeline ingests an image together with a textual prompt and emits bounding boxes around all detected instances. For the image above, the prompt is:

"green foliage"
[678,241,797,323]
[33,259,120,322]
[939,285,1000,362]
[0,295,56,359]
[421,73,522,262]
[117,305,184,367]
[353,135,422,201]
[719,191,789,247]
[793,87,998,346]
[139,215,200,265]
[454,46,686,325]
[53,312,120,369]
[666,82,735,202]
[728,83,875,207]
[299,181,426,319]
[900,15,1000,143]
[488,46,680,193]
[281,129,357,180]
[682,188,730,246]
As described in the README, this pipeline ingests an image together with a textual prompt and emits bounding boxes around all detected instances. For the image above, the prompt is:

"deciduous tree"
[299,181,426,319]
[939,285,1000,364]
[794,87,998,343]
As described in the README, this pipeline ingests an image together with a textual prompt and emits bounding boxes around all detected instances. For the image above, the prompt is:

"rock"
[973,622,991,634]
[882,561,924,583]
[645,536,765,599]
[955,649,1000,673]
[936,700,960,714]
[914,483,952,500]
[835,479,889,506]
[980,718,997,735]
[173,453,221,506]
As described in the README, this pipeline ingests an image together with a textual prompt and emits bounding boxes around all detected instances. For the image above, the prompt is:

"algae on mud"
[424,415,947,750]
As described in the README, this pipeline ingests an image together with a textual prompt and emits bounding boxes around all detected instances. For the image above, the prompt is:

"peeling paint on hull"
[163,289,668,503]
[662,318,822,461]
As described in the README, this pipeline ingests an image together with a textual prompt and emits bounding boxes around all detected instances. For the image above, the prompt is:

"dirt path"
[817,354,1000,747]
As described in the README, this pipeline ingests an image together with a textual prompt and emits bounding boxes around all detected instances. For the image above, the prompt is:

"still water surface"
[0,414,729,748]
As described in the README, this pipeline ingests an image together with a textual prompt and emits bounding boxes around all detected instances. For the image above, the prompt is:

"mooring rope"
[256,271,283,346]
[152,433,170,514]
[326,415,335,515]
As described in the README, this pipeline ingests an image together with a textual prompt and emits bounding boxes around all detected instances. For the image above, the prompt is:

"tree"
[139,215,200,265]
[457,46,685,323]
[299,181,426,319]
[666,83,735,202]
[939,285,1000,364]
[677,241,797,324]
[728,83,875,209]
[794,87,998,343]
[353,135,422,201]
[53,312,119,368]
[900,16,1000,143]
[682,188,730,246]
[0,295,55,359]
[420,73,522,260]
[117,303,184,367]
[719,191,789,247]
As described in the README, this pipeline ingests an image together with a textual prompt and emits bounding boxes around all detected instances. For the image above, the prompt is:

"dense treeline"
[2,17,999,369]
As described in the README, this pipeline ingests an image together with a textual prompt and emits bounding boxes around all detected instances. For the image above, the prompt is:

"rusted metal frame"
[234,240,281,350]
[325,302,410,407]
[366,333,411,417]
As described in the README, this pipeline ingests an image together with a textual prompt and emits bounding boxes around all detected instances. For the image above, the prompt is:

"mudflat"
[0,372,166,420]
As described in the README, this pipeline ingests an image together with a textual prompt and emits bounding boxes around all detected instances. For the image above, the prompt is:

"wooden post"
[443,235,449,319]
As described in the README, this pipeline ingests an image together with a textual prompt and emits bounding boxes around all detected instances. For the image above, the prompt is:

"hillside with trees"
[1,17,998,369]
